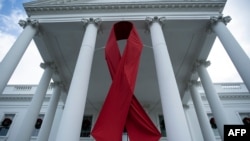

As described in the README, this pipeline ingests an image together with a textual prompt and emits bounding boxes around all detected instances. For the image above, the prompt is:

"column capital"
[206,16,231,33]
[81,18,102,27]
[40,62,57,71]
[195,60,211,68]
[18,18,39,28]
[210,16,232,25]
[51,81,65,89]
[145,16,167,26]
[188,80,201,87]
[51,81,61,87]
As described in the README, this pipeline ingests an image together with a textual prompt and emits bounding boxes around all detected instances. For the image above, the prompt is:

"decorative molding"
[18,18,39,28]
[210,16,232,25]
[145,16,167,33]
[50,81,67,91]
[24,1,226,16]
[81,18,102,27]
[201,93,250,101]
[192,60,210,73]
[145,16,167,26]
[195,60,211,68]
[0,94,51,102]
[40,62,58,74]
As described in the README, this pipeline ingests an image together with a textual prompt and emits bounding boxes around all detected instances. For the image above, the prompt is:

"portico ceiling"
[24,0,226,110]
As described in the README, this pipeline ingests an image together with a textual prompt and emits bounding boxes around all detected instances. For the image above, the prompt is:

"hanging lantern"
[1,118,12,127]
[210,117,217,129]
[35,118,43,129]
[242,117,250,125]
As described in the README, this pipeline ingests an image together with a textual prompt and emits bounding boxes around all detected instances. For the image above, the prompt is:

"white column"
[37,82,62,141]
[196,60,229,139]
[211,16,250,92]
[14,62,53,141]
[189,81,216,141]
[147,17,192,141]
[55,18,100,141]
[0,20,38,94]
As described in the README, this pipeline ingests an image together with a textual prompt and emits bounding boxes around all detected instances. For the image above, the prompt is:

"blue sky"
[0,0,249,84]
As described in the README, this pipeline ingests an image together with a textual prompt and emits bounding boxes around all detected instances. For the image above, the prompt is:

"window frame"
[158,114,167,137]
[31,114,45,137]
[80,115,93,138]
[238,112,250,125]
[207,113,220,138]
[0,114,15,137]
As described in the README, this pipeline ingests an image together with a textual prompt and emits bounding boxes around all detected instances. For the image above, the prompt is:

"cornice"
[24,1,226,16]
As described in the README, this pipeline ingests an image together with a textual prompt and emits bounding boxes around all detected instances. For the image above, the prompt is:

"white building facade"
[0,83,250,141]
[0,0,249,141]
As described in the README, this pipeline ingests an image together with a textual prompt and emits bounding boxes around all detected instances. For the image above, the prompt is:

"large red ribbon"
[91,21,161,141]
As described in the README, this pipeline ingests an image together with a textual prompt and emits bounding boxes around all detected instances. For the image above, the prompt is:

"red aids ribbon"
[91,21,161,141]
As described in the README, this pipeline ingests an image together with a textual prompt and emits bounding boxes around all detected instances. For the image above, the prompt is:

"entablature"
[24,0,226,19]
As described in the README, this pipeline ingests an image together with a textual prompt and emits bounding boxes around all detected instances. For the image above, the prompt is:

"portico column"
[37,82,62,141]
[211,16,250,92]
[146,17,192,141]
[189,81,216,141]
[0,19,38,94]
[14,62,54,141]
[196,60,229,139]
[55,18,100,141]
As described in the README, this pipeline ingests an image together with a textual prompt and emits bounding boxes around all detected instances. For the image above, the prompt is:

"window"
[158,115,166,137]
[0,114,15,136]
[239,113,250,125]
[80,115,93,137]
[32,114,44,136]
[207,114,220,137]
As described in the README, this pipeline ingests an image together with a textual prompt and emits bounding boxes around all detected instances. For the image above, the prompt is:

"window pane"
[159,115,166,137]
[80,115,93,137]
[207,114,220,137]
[0,127,9,136]
[0,114,15,136]
[32,114,44,136]
[239,113,250,125]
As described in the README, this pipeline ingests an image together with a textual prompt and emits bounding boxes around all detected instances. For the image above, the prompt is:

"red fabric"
[91,21,161,141]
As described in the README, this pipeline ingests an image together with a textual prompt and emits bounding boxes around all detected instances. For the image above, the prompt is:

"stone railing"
[2,84,54,95]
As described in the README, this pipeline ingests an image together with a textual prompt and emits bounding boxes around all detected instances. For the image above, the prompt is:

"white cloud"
[0,6,27,62]
[0,8,27,34]
[0,0,3,10]
[0,3,43,84]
